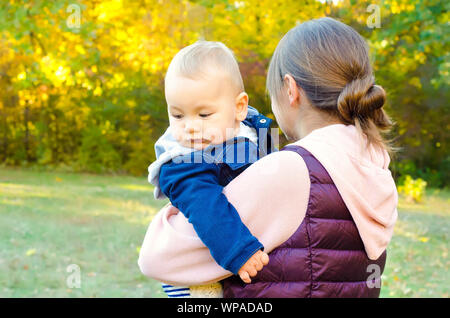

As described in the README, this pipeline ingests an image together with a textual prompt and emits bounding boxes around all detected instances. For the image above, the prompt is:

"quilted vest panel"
[223,145,386,298]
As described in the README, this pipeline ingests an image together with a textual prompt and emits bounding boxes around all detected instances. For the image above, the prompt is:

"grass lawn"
[380,188,449,297]
[0,167,168,297]
[0,167,448,297]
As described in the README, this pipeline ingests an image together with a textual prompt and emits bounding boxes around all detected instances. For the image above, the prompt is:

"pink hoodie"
[138,124,398,286]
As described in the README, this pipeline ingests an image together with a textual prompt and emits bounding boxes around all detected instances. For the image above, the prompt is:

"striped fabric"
[161,284,191,298]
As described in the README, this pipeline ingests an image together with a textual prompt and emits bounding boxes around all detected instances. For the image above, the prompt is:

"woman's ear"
[235,92,249,122]
[284,74,301,107]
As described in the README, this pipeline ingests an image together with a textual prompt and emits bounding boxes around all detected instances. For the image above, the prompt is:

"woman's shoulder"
[225,143,311,213]
[223,144,311,253]
[249,144,309,180]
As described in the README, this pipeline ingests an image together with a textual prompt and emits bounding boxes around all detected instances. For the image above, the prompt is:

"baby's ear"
[235,92,249,122]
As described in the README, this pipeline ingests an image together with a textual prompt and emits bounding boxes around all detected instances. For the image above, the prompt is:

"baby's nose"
[184,120,201,133]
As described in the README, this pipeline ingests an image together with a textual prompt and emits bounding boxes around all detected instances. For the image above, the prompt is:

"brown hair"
[267,17,394,153]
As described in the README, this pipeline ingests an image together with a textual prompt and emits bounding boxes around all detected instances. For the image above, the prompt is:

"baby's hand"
[237,250,269,284]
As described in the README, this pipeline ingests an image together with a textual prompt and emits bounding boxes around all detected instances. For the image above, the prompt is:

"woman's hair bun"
[337,75,386,124]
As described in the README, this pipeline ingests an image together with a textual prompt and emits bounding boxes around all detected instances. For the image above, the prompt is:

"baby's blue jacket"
[148,106,277,274]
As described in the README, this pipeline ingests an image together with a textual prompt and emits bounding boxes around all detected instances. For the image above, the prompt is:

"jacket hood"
[296,124,398,260]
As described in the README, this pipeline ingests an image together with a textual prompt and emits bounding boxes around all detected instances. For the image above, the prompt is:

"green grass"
[380,188,449,297]
[0,167,168,297]
[0,167,448,297]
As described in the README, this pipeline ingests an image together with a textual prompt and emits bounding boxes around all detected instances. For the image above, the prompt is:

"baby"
[148,41,276,297]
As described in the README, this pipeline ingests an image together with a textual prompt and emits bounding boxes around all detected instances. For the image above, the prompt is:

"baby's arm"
[159,159,265,276]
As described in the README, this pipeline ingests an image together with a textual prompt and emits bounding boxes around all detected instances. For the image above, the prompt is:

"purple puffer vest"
[223,145,386,298]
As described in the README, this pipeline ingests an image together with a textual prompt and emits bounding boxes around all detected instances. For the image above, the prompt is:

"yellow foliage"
[17,71,26,80]
[0,0,446,180]
[93,86,103,96]
[409,77,422,89]
[25,249,36,256]
[398,175,427,203]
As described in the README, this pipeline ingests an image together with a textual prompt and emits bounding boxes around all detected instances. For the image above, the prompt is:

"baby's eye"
[171,114,183,119]
[199,113,212,118]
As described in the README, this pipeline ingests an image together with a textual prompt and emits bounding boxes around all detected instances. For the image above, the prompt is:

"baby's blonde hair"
[165,41,245,94]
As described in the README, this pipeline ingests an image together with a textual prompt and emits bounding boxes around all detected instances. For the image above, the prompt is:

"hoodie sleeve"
[148,127,195,199]
[138,150,310,285]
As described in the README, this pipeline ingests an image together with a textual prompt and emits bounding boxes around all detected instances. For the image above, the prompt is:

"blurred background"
[0,0,448,297]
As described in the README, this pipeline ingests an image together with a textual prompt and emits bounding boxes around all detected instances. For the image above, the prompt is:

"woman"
[138,17,398,298]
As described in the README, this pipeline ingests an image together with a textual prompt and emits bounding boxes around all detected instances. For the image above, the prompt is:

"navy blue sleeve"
[159,160,263,274]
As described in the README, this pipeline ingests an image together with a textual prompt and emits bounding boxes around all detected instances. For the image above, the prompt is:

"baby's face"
[165,72,242,150]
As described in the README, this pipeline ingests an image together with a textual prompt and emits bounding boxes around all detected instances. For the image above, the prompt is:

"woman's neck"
[296,106,343,139]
